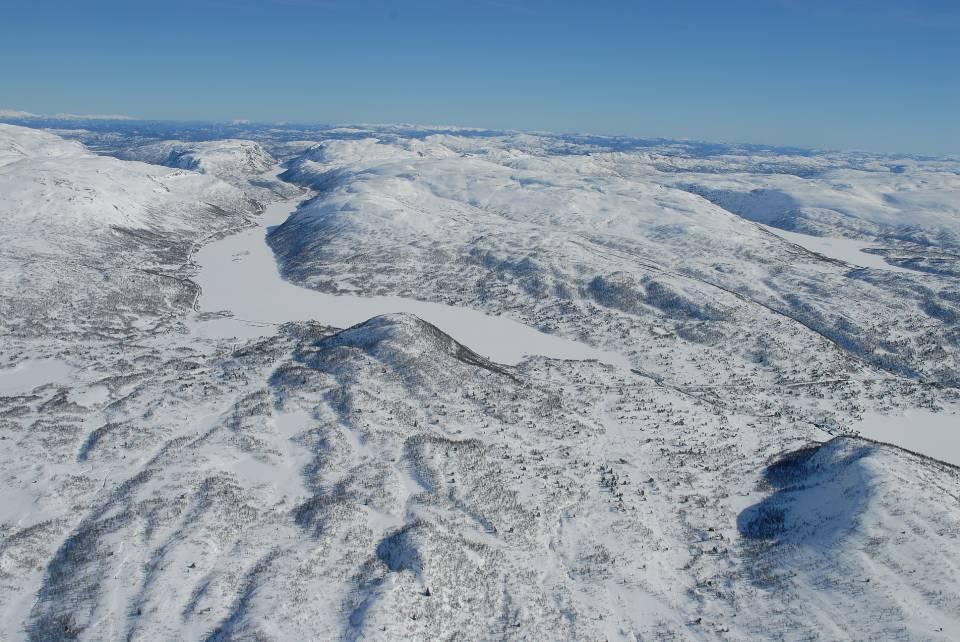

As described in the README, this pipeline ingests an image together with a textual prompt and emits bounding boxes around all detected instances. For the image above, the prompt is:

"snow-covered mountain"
[118,139,299,201]
[119,139,274,176]
[272,135,960,388]
[1,122,959,641]
[0,125,260,339]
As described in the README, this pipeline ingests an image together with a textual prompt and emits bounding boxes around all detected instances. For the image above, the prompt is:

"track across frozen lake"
[192,197,633,369]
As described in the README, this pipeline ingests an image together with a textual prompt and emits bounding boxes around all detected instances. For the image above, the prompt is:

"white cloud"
[53,112,135,120]
[0,109,40,118]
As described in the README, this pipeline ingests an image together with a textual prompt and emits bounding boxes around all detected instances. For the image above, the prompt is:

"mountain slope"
[4,313,958,640]
[118,139,299,200]
[2,123,960,641]
[272,135,960,397]
[0,124,260,339]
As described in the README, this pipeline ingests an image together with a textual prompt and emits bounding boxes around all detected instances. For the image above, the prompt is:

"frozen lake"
[192,197,633,369]
[761,225,917,274]
[853,410,960,467]
[0,358,75,396]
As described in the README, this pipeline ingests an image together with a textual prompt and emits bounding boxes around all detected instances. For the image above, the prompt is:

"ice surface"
[853,410,960,466]
[760,224,918,274]
[0,358,75,395]
[3,123,960,641]
[193,199,632,369]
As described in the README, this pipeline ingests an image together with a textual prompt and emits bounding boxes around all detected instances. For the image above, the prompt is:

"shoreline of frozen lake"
[760,224,918,274]
[853,410,960,467]
[0,358,76,396]
[191,197,633,369]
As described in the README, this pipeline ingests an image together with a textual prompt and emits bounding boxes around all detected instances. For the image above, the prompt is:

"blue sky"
[1,0,957,155]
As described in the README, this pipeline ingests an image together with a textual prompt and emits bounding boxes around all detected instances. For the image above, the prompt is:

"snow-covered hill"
[118,139,299,201]
[119,139,274,175]
[3,312,958,640]
[272,135,960,392]
[1,123,959,641]
[0,124,259,338]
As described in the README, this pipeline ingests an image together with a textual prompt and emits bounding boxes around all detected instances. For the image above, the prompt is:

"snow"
[70,384,110,407]
[269,133,960,391]
[760,224,919,274]
[3,123,960,640]
[853,410,960,466]
[193,198,633,369]
[0,358,75,395]
[675,166,960,243]
[0,123,259,338]
[0,123,251,235]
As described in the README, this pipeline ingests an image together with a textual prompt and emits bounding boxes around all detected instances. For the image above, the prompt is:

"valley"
[1,120,959,640]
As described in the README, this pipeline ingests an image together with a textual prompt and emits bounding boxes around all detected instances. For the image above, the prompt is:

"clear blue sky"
[1,0,957,155]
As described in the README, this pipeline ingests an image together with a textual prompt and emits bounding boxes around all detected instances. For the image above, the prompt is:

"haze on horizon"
[0,0,957,156]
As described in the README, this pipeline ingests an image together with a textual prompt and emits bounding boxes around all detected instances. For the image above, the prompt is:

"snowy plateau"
[1,117,960,641]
